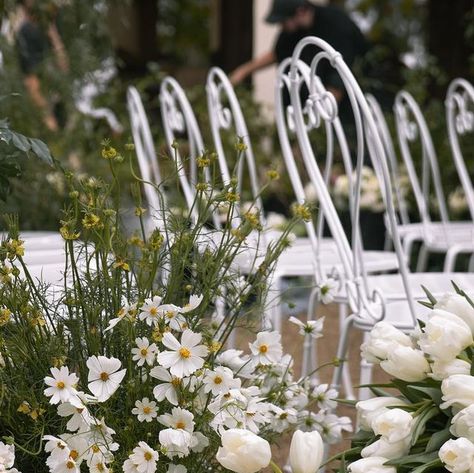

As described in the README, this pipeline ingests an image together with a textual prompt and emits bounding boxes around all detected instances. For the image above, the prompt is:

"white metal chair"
[286,36,474,399]
[393,90,474,271]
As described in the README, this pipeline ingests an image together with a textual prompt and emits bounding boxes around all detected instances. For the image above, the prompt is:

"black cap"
[265,0,308,24]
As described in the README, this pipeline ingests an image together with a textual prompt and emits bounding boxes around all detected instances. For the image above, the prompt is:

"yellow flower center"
[140,348,148,356]
[171,377,181,387]
[97,463,105,472]
[66,460,76,469]
[166,311,175,319]
[144,451,153,461]
[92,445,100,453]
[100,372,109,381]
[56,381,66,389]
[143,406,152,414]
[214,376,223,384]
[259,344,268,354]
[70,450,79,460]
[179,347,191,359]
[176,421,186,429]
[150,307,158,317]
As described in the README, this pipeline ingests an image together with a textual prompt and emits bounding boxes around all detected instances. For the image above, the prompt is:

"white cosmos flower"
[159,304,187,331]
[48,457,80,473]
[131,337,158,367]
[249,331,283,365]
[132,398,158,422]
[270,405,298,433]
[87,355,126,402]
[190,432,209,453]
[159,428,194,459]
[216,349,254,378]
[203,366,241,395]
[167,465,187,473]
[129,442,159,473]
[139,296,163,326]
[89,459,110,473]
[85,441,116,468]
[150,366,180,406]
[159,407,194,432]
[43,435,70,461]
[60,434,88,467]
[309,412,352,444]
[317,278,338,304]
[289,316,325,338]
[181,294,203,313]
[85,417,117,445]
[0,442,15,471]
[157,329,208,378]
[57,402,91,432]
[44,366,81,406]
[104,302,137,332]
[123,459,140,473]
[312,383,338,410]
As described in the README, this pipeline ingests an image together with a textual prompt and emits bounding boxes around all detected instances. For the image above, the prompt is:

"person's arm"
[47,23,69,73]
[229,51,277,85]
[24,74,58,131]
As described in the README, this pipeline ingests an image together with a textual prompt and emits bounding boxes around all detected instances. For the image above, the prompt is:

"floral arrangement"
[336,288,474,473]
[0,142,350,472]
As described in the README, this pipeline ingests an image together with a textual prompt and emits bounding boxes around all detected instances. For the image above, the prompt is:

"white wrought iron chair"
[394,90,474,272]
[444,78,474,270]
[287,36,474,399]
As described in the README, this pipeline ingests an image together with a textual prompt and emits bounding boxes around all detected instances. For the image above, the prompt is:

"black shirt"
[274,4,369,122]
[16,21,49,75]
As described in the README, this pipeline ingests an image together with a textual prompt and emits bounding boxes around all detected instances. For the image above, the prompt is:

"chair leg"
[262,273,282,331]
[338,304,355,400]
[302,287,319,379]
[358,332,374,400]
[469,253,474,272]
[416,244,429,272]
[331,314,355,396]
[444,246,460,272]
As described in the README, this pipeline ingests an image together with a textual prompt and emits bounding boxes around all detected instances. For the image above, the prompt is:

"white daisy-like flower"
[44,366,81,406]
[131,337,158,367]
[60,434,88,467]
[44,435,70,461]
[180,294,203,313]
[249,331,283,365]
[157,329,208,378]
[203,366,241,395]
[48,457,80,472]
[159,304,187,331]
[89,459,110,473]
[310,411,352,444]
[57,401,91,432]
[129,441,159,473]
[167,464,187,473]
[190,432,209,453]
[270,406,298,433]
[87,355,126,402]
[317,278,338,304]
[85,441,116,468]
[123,458,140,473]
[0,441,15,471]
[150,366,180,406]
[85,417,117,445]
[289,316,325,339]
[139,296,163,326]
[158,407,194,432]
[159,428,193,459]
[216,349,254,378]
[312,383,338,410]
[132,398,158,423]
[104,302,137,332]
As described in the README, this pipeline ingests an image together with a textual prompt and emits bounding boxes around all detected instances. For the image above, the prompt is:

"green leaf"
[409,386,442,405]
[421,285,437,305]
[10,131,30,152]
[411,406,440,447]
[29,138,54,165]
[410,458,443,473]
[386,450,438,466]
[425,426,451,453]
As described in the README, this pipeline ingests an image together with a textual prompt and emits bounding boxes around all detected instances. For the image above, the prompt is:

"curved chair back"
[394,91,449,238]
[206,67,264,223]
[446,78,474,220]
[127,86,165,216]
[366,94,410,227]
[289,37,417,329]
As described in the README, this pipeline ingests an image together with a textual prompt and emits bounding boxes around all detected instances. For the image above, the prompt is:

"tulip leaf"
[386,450,438,466]
[421,285,437,306]
[424,426,451,453]
[410,458,443,473]
[411,406,440,447]
[409,386,442,405]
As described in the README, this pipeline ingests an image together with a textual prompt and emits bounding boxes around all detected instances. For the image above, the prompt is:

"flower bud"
[289,430,323,473]
[439,437,474,473]
[380,346,430,382]
[441,374,474,411]
[356,397,407,431]
[435,293,474,333]
[348,457,396,473]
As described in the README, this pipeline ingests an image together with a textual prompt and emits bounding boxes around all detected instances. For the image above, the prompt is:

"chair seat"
[397,221,474,243]
[353,272,474,331]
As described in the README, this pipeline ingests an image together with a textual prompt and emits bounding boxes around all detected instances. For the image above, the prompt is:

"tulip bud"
[439,438,474,473]
[361,436,410,460]
[418,310,473,361]
[441,374,474,411]
[430,359,471,381]
[451,405,474,442]
[289,430,324,473]
[216,429,271,473]
[348,456,396,473]
[371,408,414,443]
[435,293,474,333]
[356,397,407,431]
[380,346,429,382]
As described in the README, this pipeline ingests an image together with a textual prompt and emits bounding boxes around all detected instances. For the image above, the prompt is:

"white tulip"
[361,436,410,460]
[372,408,414,443]
[361,322,413,363]
[216,429,271,473]
[451,405,474,442]
[356,397,407,431]
[418,309,473,361]
[347,456,396,473]
[380,346,430,382]
[435,293,474,333]
[430,359,471,381]
[289,430,324,473]
[439,437,474,473]
[441,375,474,411]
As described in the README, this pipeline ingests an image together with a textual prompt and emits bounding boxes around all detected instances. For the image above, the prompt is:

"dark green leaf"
[29,138,54,165]
[10,131,30,152]
[425,426,451,453]
[386,450,438,466]
[411,458,443,473]
[411,406,440,447]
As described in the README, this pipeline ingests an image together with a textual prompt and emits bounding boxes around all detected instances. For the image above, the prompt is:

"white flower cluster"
[352,292,474,473]
[41,292,348,473]
[0,442,20,473]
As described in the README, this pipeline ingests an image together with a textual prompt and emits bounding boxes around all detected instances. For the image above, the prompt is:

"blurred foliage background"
[0,0,474,229]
